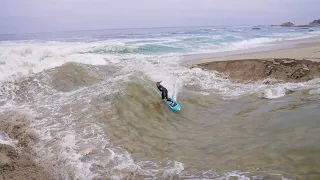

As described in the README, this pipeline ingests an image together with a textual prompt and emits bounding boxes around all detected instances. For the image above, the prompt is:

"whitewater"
[1,26,320,179]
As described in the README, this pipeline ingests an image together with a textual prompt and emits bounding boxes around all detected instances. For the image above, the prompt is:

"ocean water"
[0,26,320,179]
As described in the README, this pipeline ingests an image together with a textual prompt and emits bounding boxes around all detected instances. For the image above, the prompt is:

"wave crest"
[88,43,183,54]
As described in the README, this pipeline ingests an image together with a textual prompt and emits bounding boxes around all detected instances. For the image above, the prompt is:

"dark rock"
[252,27,261,30]
[281,22,294,27]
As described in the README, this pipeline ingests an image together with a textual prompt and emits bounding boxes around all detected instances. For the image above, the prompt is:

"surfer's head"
[156,81,161,87]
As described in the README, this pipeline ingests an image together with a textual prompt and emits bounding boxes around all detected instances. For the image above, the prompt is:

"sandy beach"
[187,41,320,83]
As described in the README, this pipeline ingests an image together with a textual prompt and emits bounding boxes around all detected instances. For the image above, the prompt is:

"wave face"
[1,26,320,179]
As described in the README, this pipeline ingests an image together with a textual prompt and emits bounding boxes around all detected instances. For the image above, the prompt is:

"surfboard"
[166,98,181,111]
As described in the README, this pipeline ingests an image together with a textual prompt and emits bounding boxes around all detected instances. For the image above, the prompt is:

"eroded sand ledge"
[187,41,320,83]
[196,58,320,83]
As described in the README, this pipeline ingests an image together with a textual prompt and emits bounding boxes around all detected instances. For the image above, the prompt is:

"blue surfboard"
[166,98,181,111]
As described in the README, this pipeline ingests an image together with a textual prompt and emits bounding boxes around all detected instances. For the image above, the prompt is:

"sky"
[0,0,319,34]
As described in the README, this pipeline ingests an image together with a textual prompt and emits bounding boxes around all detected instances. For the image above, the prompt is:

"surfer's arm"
[157,85,163,92]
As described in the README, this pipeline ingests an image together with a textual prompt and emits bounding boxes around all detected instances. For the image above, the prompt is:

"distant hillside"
[309,19,320,26]
[279,19,320,27]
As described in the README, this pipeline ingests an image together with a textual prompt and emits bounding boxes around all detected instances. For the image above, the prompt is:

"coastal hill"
[280,19,320,27]
[309,19,320,26]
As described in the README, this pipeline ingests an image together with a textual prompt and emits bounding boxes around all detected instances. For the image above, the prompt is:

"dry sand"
[186,41,320,83]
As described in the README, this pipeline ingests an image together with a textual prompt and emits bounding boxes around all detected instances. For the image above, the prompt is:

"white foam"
[309,88,320,95]
[16,75,151,179]
[162,161,184,178]
[222,171,251,180]
[2,39,320,101]
[136,160,185,179]
[0,132,17,147]
[172,78,183,100]
[0,42,110,81]
[263,87,288,99]
[227,37,278,50]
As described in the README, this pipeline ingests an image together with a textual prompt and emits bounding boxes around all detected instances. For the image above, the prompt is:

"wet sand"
[186,41,320,83]
[0,112,52,180]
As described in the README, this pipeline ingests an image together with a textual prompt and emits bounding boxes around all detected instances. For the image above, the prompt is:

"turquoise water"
[1,26,320,55]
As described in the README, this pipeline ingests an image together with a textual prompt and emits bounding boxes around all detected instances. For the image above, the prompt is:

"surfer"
[156,81,175,106]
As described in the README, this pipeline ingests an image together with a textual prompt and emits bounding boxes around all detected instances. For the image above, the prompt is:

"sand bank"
[187,41,320,83]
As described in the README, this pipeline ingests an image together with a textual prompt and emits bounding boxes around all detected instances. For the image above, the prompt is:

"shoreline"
[184,38,320,83]
[183,36,320,65]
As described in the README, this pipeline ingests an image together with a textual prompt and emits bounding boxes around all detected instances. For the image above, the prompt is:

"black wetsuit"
[157,85,171,101]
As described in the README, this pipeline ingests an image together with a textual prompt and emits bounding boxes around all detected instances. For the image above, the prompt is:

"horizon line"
[0,24,278,36]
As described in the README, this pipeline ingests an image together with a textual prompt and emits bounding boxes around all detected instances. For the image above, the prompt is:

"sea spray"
[172,78,183,101]
[0,132,17,147]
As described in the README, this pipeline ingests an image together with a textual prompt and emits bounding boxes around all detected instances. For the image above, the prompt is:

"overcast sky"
[0,0,319,34]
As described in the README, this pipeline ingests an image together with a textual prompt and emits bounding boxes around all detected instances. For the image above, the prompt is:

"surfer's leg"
[161,90,166,100]
[163,90,175,105]
[165,95,175,106]
[163,89,171,102]
[167,98,176,106]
